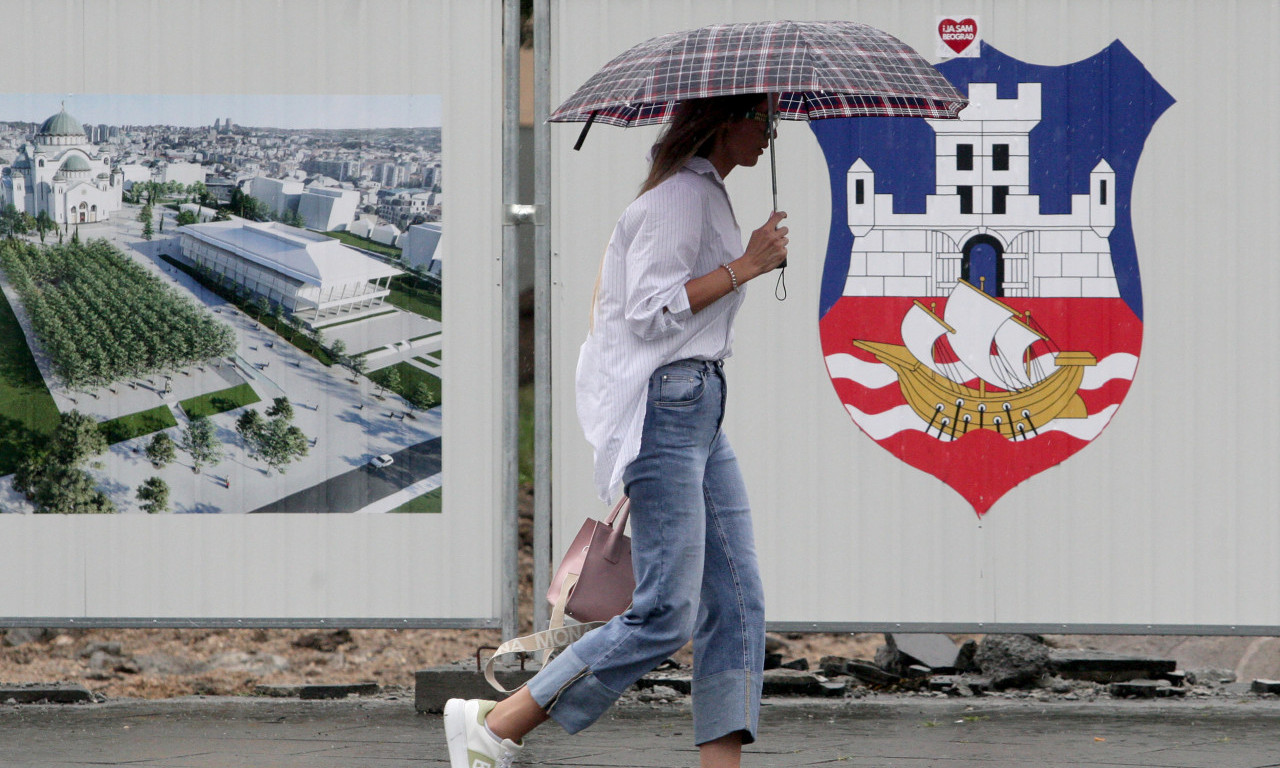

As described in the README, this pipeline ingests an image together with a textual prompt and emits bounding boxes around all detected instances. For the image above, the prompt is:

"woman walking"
[445,93,789,768]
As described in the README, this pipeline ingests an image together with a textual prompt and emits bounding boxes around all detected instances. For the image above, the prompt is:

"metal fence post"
[499,0,523,641]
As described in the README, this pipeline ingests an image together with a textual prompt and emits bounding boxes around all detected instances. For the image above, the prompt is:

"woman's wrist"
[721,263,740,293]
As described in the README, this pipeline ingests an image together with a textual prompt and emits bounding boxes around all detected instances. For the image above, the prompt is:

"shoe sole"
[443,698,470,768]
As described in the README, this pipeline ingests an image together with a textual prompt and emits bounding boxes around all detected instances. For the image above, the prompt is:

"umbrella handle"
[573,111,598,151]
[768,99,786,269]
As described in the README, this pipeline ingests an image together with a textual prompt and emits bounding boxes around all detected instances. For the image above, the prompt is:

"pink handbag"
[484,498,634,693]
[548,496,634,623]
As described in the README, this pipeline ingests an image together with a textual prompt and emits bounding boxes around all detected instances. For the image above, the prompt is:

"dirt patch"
[0,627,886,699]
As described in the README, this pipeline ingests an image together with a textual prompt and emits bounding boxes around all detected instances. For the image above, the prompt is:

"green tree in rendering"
[190,181,210,215]
[348,354,368,378]
[145,432,176,468]
[235,409,265,455]
[0,204,30,239]
[136,477,170,514]
[382,366,402,396]
[179,415,223,474]
[176,209,198,226]
[11,410,115,514]
[254,417,309,475]
[34,466,116,515]
[407,381,437,411]
[34,210,54,243]
[52,410,108,467]
[139,204,154,241]
[328,338,347,366]
[265,396,293,422]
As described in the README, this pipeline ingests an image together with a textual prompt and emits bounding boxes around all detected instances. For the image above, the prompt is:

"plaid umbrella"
[550,20,966,212]
[550,20,966,127]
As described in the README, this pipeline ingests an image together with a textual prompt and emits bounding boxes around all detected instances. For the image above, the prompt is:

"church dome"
[38,108,85,138]
[61,154,92,172]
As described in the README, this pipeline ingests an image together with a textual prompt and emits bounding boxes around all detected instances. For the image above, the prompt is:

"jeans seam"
[703,484,751,730]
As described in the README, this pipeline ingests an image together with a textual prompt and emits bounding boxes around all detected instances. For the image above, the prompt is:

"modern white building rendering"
[297,186,360,231]
[0,106,124,224]
[177,219,402,324]
[846,83,1117,299]
[249,175,360,232]
[249,175,304,216]
[402,222,443,275]
[157,161,207,187]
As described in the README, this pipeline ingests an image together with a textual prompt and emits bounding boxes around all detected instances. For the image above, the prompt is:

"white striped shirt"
[576,156,746,502]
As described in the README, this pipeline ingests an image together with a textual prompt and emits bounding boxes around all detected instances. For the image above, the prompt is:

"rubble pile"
[629,633,1272,705]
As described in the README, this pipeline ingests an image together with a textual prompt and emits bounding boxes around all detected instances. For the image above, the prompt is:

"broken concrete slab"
[1109,679,1186,698]
[819,656,851,678]
[976,635,1051,690]
[298,682,379,700]
[845,660,902,687]
[1251,679,1280,694]
[414,666,537,713]
[1049,649,1177,683]
[254,684,302,698]
[0,683,94,704]
[761,669,844,697]
[886,633,962,671]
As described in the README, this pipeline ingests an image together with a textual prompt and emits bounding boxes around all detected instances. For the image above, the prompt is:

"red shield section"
[821,296,1142,515]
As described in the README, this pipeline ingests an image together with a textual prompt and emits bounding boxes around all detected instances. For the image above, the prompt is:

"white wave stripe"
[1079,353,1139,390]
[1036,404,1120,440]
[845,403,955,441]
[846,403,1121,443]
[825,353,900,389]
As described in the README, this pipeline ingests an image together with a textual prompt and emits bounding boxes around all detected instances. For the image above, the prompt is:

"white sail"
[992,315,1047,388]
[901,302,976,383]
[943,281,1021,391]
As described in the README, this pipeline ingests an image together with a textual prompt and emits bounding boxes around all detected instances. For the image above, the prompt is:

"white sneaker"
[443,698,523,768]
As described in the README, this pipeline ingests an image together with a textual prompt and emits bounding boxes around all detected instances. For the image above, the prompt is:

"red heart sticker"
[938,18,977,54]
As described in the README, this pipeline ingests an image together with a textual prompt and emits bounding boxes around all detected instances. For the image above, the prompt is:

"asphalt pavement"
[249,437,441,513]
[2,694,1280,767]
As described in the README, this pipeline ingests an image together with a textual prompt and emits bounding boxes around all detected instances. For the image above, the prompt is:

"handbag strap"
[604,496,630,531]
[484,572,604,693]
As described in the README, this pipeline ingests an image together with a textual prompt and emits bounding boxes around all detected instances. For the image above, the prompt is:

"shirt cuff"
[664,285,692,320]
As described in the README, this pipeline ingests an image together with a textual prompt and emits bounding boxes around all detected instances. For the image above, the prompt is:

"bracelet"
[722,263,740,293]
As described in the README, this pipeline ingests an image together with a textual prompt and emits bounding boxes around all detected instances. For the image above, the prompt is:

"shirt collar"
[683,155,725,186]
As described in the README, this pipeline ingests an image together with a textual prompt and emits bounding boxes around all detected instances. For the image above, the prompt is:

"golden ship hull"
[852,341,1097,440]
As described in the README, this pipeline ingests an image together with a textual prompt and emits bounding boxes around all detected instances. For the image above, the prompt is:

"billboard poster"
[0,93,446,516]
[815,41,1174,516]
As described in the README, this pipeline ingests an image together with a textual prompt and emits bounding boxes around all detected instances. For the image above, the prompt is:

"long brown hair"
[638,93,764,195]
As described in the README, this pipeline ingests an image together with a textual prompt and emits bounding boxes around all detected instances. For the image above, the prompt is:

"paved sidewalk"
[2,695,1280,767]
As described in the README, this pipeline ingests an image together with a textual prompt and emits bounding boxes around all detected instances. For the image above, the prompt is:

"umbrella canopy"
[549,20,967,127]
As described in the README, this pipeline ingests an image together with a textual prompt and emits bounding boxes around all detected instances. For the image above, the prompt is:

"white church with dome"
[1,105,123,224]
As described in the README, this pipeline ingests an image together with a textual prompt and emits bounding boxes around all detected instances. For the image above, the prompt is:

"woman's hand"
[735,210,789,280]
[683,210,790,314]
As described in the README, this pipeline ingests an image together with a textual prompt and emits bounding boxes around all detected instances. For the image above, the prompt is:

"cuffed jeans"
[528,359,766,746]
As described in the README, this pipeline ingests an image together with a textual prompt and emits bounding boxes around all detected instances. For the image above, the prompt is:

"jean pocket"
[653,371,705,407]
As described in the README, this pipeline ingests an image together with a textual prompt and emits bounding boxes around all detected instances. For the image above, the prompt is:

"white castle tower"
[845,83,1117,298]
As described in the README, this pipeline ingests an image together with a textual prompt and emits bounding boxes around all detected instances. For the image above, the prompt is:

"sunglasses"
[742,108,779,130]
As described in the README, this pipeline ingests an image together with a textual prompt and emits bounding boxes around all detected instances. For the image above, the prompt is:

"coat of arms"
[814,42,1173,515]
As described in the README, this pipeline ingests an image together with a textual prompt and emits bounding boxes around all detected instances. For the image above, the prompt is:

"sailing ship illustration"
[853,280,1096,441]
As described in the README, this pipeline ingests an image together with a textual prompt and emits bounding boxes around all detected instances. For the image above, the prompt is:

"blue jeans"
[527,359,766,746]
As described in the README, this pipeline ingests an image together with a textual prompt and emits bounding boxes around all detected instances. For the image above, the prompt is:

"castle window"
[854,178,865,205]
[992,186,1008,214]
[993,144,1009,171]
[958,186,973,214]
[956,144,973,171]
[1099,179,1108,205]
